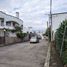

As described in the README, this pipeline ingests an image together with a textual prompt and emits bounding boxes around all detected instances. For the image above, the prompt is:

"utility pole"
[49,0,52,41]
[47,21,48,28]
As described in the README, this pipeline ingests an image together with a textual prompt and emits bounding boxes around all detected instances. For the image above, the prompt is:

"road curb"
[44,42,51,67]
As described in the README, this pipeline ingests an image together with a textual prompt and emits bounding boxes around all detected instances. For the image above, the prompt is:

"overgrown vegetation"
[15,26,22,32]
[55,20,67,65]
[15,26,27,39]
[16,32,27,39]
[6,26,27,39]
[43,27,51,41]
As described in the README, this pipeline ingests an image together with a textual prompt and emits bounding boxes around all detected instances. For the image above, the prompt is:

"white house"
[49,12,67,40]
[0,11,23,37]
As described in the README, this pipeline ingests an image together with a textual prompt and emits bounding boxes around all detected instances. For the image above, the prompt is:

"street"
[0,39,48,67]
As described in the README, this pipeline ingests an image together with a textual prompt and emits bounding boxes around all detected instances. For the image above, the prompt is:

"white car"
[30,36,39,43]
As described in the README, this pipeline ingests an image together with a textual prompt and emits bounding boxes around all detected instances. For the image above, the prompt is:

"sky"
[0,0,67,32]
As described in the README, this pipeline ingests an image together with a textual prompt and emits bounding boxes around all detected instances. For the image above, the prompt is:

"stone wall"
[0,37,22,46]
[5,37,22,45]
[0,34,29,46]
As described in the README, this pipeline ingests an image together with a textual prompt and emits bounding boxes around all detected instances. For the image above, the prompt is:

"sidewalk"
[44,42,50,67]
[49,42,64,67]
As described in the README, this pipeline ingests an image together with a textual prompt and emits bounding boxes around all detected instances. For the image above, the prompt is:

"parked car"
[30,36,39,43]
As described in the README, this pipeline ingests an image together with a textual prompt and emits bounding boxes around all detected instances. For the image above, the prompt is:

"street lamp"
[3,28,6,45]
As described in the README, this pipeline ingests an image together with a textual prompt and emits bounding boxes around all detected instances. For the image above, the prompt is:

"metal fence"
[55,21,67,65]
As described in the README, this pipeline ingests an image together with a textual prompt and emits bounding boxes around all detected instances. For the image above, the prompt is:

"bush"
[62,50,67,64]
[15,26,22,32]
[55,20,67,65]
[44,27,51,41]
[16,32,27,39]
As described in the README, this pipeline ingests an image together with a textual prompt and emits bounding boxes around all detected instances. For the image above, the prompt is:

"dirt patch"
[49,42,64,67]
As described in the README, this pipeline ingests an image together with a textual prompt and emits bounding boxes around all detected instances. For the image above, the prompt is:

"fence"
[55,20,67,65]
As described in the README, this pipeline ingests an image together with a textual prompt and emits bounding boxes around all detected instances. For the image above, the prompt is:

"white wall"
[52,13,67,32]
[8,32,16,37]
[51,13,67,40]
[0,30,16,37]
[0,30,4,36]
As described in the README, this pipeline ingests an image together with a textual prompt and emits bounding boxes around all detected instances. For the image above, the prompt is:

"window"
[6,22,11,26]
[21,25,23,29]
[1,21,4,26]
[0,18,4,26]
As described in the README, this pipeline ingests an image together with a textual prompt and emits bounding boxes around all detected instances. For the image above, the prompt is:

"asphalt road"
[0,39,48,67]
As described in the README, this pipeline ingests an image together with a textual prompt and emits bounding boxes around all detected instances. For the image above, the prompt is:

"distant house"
[0,11,23,37]
[49,12,67,40]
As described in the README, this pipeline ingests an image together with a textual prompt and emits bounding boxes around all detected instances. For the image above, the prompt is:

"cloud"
[0,0,67,32]
[52,0,67,13]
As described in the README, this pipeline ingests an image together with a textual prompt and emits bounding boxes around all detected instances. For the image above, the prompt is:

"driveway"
[0,39,48,67]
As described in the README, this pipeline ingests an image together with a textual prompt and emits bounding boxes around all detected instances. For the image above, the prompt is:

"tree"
[14,26,27,39]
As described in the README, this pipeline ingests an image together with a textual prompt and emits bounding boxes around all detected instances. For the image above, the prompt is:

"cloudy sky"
[0,0,67,32]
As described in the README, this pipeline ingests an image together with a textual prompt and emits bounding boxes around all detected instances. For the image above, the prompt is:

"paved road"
[0,39,48,67]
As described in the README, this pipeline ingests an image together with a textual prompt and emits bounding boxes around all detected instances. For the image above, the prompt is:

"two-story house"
[0,11,23,37]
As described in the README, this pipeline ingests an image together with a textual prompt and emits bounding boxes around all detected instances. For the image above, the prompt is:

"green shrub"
[55,20,67,64]
[45,27,51,41]
[16,32,27,39]
[15,26,22,32]
[62,50,67,64]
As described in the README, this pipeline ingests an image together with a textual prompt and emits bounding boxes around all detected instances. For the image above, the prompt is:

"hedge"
[55,20,67,65]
